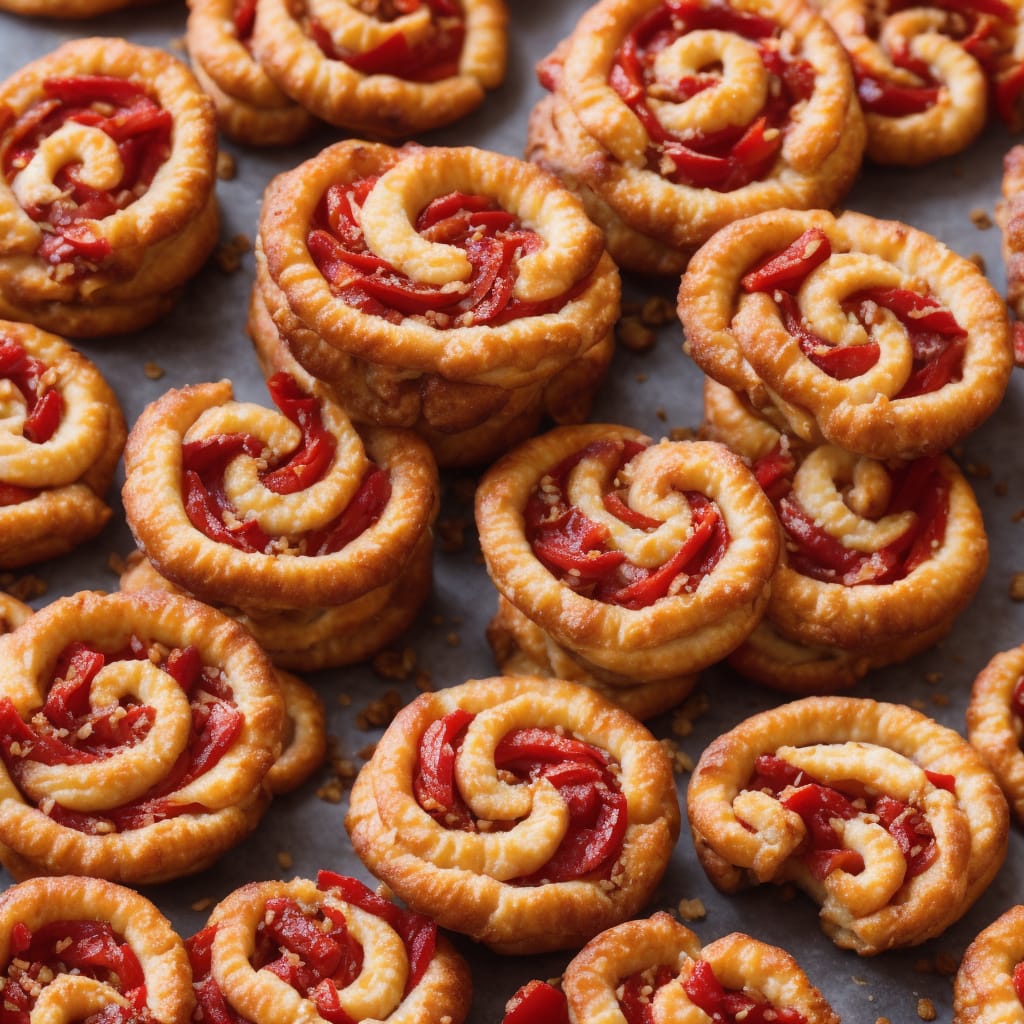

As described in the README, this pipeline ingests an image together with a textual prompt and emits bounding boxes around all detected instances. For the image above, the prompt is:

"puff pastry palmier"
[248,0,507,137]
[688,696,1009,954]
[475,423,779,713]
[525,0,864,274]
[703,377,987,692]
[0,875,193,1024]
[503,913,838,1024]
[954,905,1024,1024]
[680,208,1013,459]
[255,140,619,467]
[346,675,680,955]
[0,39,218,338]
[187,872,470,1024]
[121,374,438,671]
[0,320,125,569]
[0,589,286,884]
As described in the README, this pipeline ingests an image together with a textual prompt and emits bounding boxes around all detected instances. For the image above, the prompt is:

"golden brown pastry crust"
[954,905,1024,1024]
[346,675,680,955]
[0,39,218,338]
[680,208,1013,459]
[688,696,1009,954]
[0,875,194,1024]
[249,0,507,136]
[0,320,126,569]
[562,913,840,1024]
[0,592,30,634]
[0,589,286,884]
[475,423,780,692]
[998,144,1024,328]
[525,0,865,272]
[0,0,154,15]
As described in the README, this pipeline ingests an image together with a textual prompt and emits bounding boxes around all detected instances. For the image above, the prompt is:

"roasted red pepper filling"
[1,75,172,270]
[752,444,950,586]
[603,0,816,191]
[181,372,391,555]
[187,872,436,1024]
[0,919,152,1024]
[1010,674,1024,720]
[502,980,570,1024]
[308,177,581,327]
[742,227,967,393]
[1014,960,1024,1006]
[0,636,243,834]
[524,439,728,608]
[747,753,954,882]
[307,0,465,82]
[413,709,628,886]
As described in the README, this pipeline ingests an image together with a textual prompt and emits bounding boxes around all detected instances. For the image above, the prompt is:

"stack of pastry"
[0,39,219,337]
[680,207,1010,691]
[251,140,620,467]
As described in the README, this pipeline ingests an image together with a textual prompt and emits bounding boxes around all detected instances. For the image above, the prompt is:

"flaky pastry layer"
[954,905,1024,1024]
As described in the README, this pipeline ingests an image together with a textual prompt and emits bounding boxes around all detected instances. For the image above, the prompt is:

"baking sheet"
[0,4,1022,1020]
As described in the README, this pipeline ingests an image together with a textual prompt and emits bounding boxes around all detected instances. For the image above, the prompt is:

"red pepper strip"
[84,704,155,751]
[323,180,377,248]
[805,847,865,881]
[318,872,403,931]
[305,465,391,556]
[875,796,937,878]
[619,970,659,1024]
[340,31,411,74]
[782,782,859,846]
[178,700,244,787]
[263,897,344,979]
[312,981,358,1024]
[859,287,965,336]
[416,191,494,230]
[0,696,98,766]
[670,0,778,40]
[165,644,203,694]
[603,489,662,529]
[193,976,242,1024]
[729,115,782,171]
[43,74,149,107]
[777,496,861,575]
[399,912,437,994]
[414,707,474,811]
[43,642,105,730]
[1013,961,1024,1006]
[752,445,796,503]
[996,62,1024,127]
[308,227,391,277]
[926,0,1014,20]
[896,336,965,399]
[750,752,805,791]
[532,507,626,578]
[421,209,519,244]
[902,473,950,573]
[777,292,881,379]
[856,73,941,117]
[234,0,257,39]
[661,141,733,188]
[683,959,727,1017]
[741,228,832,293]
[495,727,610,772]
[502,980,570,1024]
[38,225,112,264]
[925,769,956,792]
[260,373,336,495]
[22,387,61,444]
[0,482,37,505]
[358,270,467,315]
[184,468,270,553]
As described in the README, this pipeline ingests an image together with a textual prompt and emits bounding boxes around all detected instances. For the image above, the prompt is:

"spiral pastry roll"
[0,39,218,338]
[688,696,1009,954]
[503,913,838,1024]
[680,208,1013,460]
[254,140,619,468]
[245,0,506,137]
[121,374,438,671]
[703,378,987,693]
[187,872,470,1024]
[0,875,193,1024]
[0,589,286,884]
[816,0,1024,165]
[525,0,864,274]
[0,320,126,569]
[186,0,317,145]
[954,906,1024,1024]
[998,144,1024,366]
[346,675,680,954]
[475,423,779,715]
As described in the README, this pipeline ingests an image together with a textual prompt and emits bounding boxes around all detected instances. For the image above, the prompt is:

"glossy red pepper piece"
[805,847,865,881]
[751,444,795,502]
[0,696,98,767]
[859,287,965,336]
[1013,960,1024,1005]
[741,228,832,293]
[531,506,627,578]
[856,72,941,116]
[495,727,610,773]
[260,373,336,495]
[304,465,392,556]
[414,707,474,812]
[603,489,663,529]
[22,388,62,445]
[233,0,257,39]
[502,981,570,1024]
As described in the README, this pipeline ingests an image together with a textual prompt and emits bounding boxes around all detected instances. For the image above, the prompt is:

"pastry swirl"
[688,696,1009,954]
[954,905,1024,1024]
[346,675,680,954]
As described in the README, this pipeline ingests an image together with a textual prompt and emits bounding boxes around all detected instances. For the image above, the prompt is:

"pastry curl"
[998,143,1024,367]
[475,423,779,706]
[702,377,987,692]
[687,696,1009,954]
[0,589,286,884]
[121,374,438,670]
[255,140,619,467]
[0,875,193,1024]
[0,39,218,338]
[680,208,1012,459]
[0,320,125,569]
[187,872,471,1024]
[954,905,1024,1024]
[525,0,864,273]
[346,675,680,955]
[247,0,507,136]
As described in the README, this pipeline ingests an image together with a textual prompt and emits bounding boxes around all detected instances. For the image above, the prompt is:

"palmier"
[121,374,438,671]
[187,872,470,1024]
[703,377,988,692]
[0,39,218,338]
[254,140,619,467]
[0,589,287,884]
[0,875,193,1024]
[680,208,1013,459]
[248,0,507,137]
[503,913,839,1024]
[0,320,125,569]
[346,675,680,954]
[475,423,779,714]
[954,905,1024,1024]
[525,0,864,274]
[688,696,1009,954]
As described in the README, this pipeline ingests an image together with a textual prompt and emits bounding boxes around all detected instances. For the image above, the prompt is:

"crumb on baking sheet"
[191,897,214,912]
[276,851,293,871]
[617,315,656,353]
[917,997,937,1021]
[0,574,46,602]
[669,426,698,442]
[356,689,404,730]
[660,737,694,774]
[438,517,467,553]
[966,251,986,273]
[107,551,128,576]
[214,233,251,273]
[641,296,676,326]
[1010,573,1024,601]
[216,150,237,181]
[446,632,461,648]
[371,648,416,681]
[996,480,1009,497]
[969,207,993,229]
[965,461,991,479]
[671,691,710,737]
[677,897,705,921]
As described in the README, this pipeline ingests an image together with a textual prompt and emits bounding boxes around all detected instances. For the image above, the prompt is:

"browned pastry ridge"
[0,0,159,17]
[346,675,680,955]
[0,38,218,337]
[954,905,1024,1024]
[998,144,1024,364]
[688,696,1009,954]
[525,0,865,274]
[476,422,780,717]
[254,140,620,467]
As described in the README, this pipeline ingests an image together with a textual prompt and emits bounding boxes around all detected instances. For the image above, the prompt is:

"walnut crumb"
[337,693,352,707]
[677,898,705,921]
[371,648,416,681]
[437,517,467,553]
[1010,573,1024,601]
[414,670,433,692]
[925,672,942,685]
[143,361,164,380]
[446,632,461,647]
[876,1018,892,1024]
[966,251,986,273]
[965,461,991,479]
[640,295,677,326]
[655,407,667,422]
[995,480,1009,497]
[316,780,344,804]
[930,692,950,707]
[635,373,648,383]
[216,150,237,181]
[617,315,656,352]
[0,574,46,602]
[917,997,937,1021]
[214,233,251,273]
[276,851,293,870]
[669,426,697,442]
[969,207,993,229]
[356,689,403,729]
[933,952,959,976]
[190,897,214,912]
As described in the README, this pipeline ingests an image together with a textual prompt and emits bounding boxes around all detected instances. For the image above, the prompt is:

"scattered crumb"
[617,315,656,352]
[357,742,377,760]
[655,407,667,422]
[214,233,251,273]
[446,632,461,648]
[660,737,694,774]
[996,480,1009,497]
[216,150,237,181]
[0,574,46,602]
[966,251,986,273]
[371,649,416,681]
[1013,509,1024,523]
[876,1018,891,1024]
[917,997,937,1021]
[672,691,710,737]
[640,296,676,327]
[969,207,993,229]
[911,698,927,711]
[930,692,950,708]
[1010,573,1024,601]
[316,780,344,804]
[934,952,959,976]
[621,300,642,317]
[191,897,214,912]
[965,461,991,479]
[168,35,186,52]
[337,693,351,707]
[144,361,165,380]
[669,426,697,442]
[355,689,404,729]
[437,517,467,553]
[635,373,648,383]
[414,670,433,692]
[677,898,706,921]
[276,851,293,870]
[107,551,128,576]
[852,976,869,986]
[924,672,942,685]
